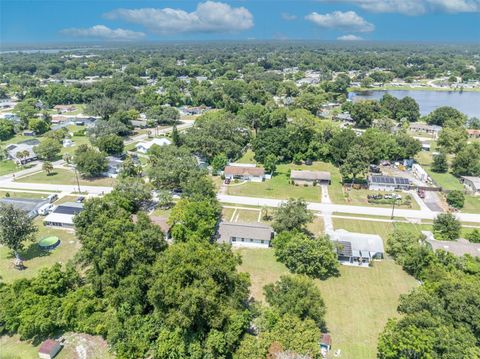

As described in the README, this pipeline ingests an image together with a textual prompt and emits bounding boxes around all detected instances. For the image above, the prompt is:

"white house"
[329,229,384,266]
[43,202,84,228]
[461,176,480,195]
[135,137,172,153]
[218,222,273,248]
[224,164,265,182]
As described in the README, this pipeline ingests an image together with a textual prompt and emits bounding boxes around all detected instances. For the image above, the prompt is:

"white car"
[38,203,54,216]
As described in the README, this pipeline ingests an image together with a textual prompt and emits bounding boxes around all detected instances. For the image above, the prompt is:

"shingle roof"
[224,166,265,177]
[330,229,384,255]
[218,221,273,243]
[461,176,480,191]
[290,170,331,181]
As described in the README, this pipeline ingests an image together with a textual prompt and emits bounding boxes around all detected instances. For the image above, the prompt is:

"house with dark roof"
[290,170,331,186]
[224,165,265,182]
[423,231,480,257]
[43,202,84,228]
[218,222,273,248]
[368,175,410,191]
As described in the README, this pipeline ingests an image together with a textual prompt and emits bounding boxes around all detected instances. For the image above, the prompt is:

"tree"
[264,275,326,329]
[451,143,480,177]
[396,96,420,122]
[431,152,448,173]
[446,190,464,209]
[180,174,217,201]
[73,145,108,178]
[272,231,339,279]
[118,155,142,178]
[33,138,61,161]
[96,134,124,155]
[111,177,152,212]
[433,213,461,241]
[437,127,467,154]
[28,118,50,134]
[350,100,381,128]
[272,198,313,233]
[86,97,117,120]
[329,128,357,164]
[340,144,370,184]
[0,203,37,259]
[14,98,37,128]
[211,153,228,175]
[426,106,467,127]
[42,161,54,175]
[148,241,250,356]
[263,154,277,174]
[168,199,221,243]
[0,119,15,141]
[171,124,180,146]
[465,229,480,243]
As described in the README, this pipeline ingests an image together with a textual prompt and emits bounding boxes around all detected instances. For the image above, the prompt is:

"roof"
[330,229,384,256]
[467,129,480,135]
[136,137,171,150]
[53,202,84,215]
[369,175,410,186]
[133,214,171,233]
[461,176,480,190]
[0,197,47,214]
[6,143,37,159]
[224,166,265,177]
[218,221,273,243]
[321,333,332,346]
[44,212,76,225]
[290,170,331,181]
[409,122,442,132]
[423,231,480,257]
[38,339,60,354]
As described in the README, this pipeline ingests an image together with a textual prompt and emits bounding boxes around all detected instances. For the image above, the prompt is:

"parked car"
[47,194,58,203]
[369,165,381,173]
[367,194,383,200]
[224,178,231,184]
[417,189,426,198]
[385,193,402,200]
[76,196,85,203]
[38,203,54,216]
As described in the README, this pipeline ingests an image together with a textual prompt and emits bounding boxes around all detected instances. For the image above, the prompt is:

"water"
[349,90,480,118]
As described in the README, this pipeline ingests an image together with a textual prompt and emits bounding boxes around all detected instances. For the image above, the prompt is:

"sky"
[1,0,480,44]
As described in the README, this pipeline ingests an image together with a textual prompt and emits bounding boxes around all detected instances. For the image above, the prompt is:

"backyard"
[16,168,116,187]
[236,248,417,359]
[0,218,79,283]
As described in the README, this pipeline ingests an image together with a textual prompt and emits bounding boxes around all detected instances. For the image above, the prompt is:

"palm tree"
[15,150,29,166]
[42,161,54,175]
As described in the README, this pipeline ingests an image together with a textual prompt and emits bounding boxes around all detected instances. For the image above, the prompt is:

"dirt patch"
[61,332,112,359]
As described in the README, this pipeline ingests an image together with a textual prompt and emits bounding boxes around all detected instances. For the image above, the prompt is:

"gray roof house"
[218,222,273,248]
[6,142,38,164]
[423,231,480,257]
[329,229,384,266]
[0,197,48,218]
[461,176,480,194]
[43,202,84,228]
[290,170,331,185]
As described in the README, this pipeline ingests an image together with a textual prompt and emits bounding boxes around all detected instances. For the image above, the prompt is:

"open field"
[16,169,116,187]
[0,332,113,359]
[236,248,418,359]
[462,195,480,214]
[0,218,79,284]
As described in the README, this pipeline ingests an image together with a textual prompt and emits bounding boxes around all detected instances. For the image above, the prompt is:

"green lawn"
[0,218,79,284]
[236,248,417,359]
[227,162,342,203]
[343,188,420,210]
[0,190,51,199]
[462,195,480,214]
[0,160,17,176]
[424,166,464,191]
[16,169,116,187]
[235,149,257,164]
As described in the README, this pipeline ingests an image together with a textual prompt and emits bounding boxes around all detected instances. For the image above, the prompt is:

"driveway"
[422,190,444,212]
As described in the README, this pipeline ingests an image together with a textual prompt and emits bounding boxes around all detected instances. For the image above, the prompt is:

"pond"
[349,90,480,118]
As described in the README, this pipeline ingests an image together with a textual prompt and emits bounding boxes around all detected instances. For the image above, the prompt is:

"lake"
[349,90,480,118]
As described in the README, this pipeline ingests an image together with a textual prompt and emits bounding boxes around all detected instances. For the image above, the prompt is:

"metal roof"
[330,229,384,256]
[369,175,410,186]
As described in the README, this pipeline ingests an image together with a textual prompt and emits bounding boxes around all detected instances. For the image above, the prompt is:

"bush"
[433,213,461,241]
[466,229,480,243]
[446,190,465,209]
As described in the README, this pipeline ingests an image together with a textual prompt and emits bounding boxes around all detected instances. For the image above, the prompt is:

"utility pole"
[74,166,81,194]
[391,197,397,220]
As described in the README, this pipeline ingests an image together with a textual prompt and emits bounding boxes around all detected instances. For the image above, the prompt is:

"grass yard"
[0,332,113,359]
[227,162,343,202]
[236,149,257,164]
[0,160,17,176]
[16,169,116,187]
[308,216,325,235]
[0,190,50,199]
[0,218,80,284]
[424,166,464,191]
[462,195,480,214]
[343,188,420,210]
[236,248,418,359]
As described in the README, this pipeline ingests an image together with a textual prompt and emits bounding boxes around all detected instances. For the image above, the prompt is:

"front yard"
[16,169,116,187]
[236,248,418,359]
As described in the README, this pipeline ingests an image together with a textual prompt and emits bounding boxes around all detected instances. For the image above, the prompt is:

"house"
[38,339,62,359]
[23,130,36,136]
[421,142,431,151]
[54,104,76,113]
[131,119,148,128]
[0,98,16,109]
[104,156,124,178]
[218,222,273,248]
[329,229,384,266]
[290,170,331,186]
[368,175,410,191]
[461,176,480,195]
[43,202,84,228]
[0,197,48,218]
[467,129,480,138]
[6,142,38,164]
[333,112,354,123]
[224,165,265,182]
[409,122,442,138]
[423,231,480,257]
[135,137,172,153]
[320,333,332,353]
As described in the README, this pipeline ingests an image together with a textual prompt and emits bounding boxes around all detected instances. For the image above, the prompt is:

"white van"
[47,194,58,203]
[38,203,54,216]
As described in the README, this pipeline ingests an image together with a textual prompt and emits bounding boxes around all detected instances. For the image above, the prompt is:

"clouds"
[306,11,374,32]
[337,34,364,41]
[319,0,480,15]
[61,25,145,41]
[104,1,253,34]
[281,12,298,21]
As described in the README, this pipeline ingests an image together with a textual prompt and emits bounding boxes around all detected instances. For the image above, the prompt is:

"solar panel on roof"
[53,205,83,215]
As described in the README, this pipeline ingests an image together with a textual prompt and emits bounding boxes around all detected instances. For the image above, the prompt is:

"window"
[260,240,264,244]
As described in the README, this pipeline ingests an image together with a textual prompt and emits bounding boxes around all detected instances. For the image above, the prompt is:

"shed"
[38,339,62,359]
[218,222,273,248]
[290,170,331,186]
[320,333,332,351]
